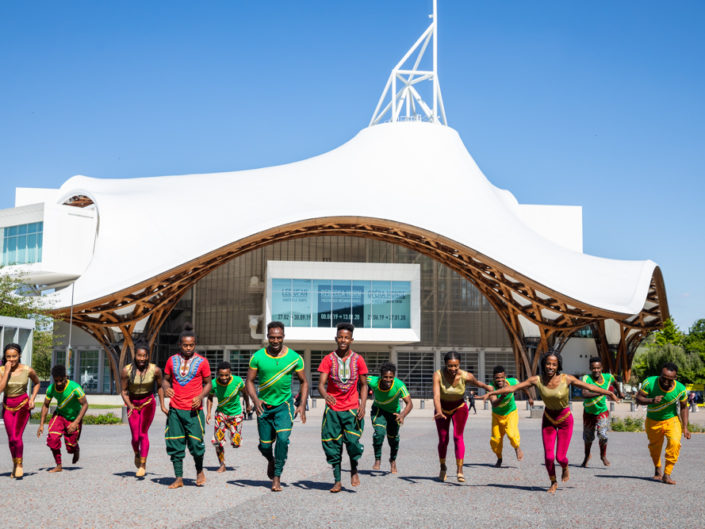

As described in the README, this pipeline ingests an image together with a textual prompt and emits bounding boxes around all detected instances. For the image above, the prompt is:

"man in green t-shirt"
[368,362,413,474]
[246,321,308,492]
[487,365,533,467]
[37,364,89,473]
[206,361,252,473]
[636,362,690,485]
[580,357,622,467]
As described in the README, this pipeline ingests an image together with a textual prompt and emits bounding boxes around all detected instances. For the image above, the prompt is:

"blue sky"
[1,1,703,330]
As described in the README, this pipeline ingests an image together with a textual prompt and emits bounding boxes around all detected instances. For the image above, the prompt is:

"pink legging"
[435,402,469,460]
[541,408,574,480]
[128,395,156,458]
[3,394,30,459]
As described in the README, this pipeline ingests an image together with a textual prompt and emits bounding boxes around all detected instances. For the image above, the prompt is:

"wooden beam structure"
[48,217,669,382]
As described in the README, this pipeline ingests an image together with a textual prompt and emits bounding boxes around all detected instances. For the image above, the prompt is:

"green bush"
[30,412,122,425]
[611,417,644,432]
[688,422,705,433]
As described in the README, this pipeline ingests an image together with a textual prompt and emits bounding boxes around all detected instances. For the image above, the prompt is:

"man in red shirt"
[318,322,368,493]
[162,323,212,489]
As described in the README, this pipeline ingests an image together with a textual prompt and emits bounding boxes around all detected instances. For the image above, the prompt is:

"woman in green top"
[484,351,618,493]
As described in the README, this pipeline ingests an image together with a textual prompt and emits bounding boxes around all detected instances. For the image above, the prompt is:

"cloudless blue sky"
[1,1,702,330]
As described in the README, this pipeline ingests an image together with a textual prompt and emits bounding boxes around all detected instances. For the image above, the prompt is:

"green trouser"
[165,407,205,478]
[321,407,364,482]
[257,399,295,477]
[371,405,400,461]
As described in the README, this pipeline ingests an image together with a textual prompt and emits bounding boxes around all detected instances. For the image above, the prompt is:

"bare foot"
[216,464,226,473]
[457,473,465,483]
[48,465,63,473]
[515,446,524,461]
[15,463,23,478]
[561,466,570,483]
[267,458,275,480]
[351,472,360,487]
[547,481,558,494]
[662,474,676,485]
[168,477,184,489]
[601,456,610,467]
[438,464,447,482]
[136,466,146,478]
[330,481,342,493]
[271,476,282,492]
[72,446,80,464]
[390,460,397,474]
[580,454,591,468]
[652,468,663,481]
[372,459,381,470]
[196,471,206,486]
[494,458,503,468]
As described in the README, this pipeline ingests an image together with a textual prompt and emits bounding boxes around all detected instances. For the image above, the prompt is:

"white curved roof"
[50,121,656,315]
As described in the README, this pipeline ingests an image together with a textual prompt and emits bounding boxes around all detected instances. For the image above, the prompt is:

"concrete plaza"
[1,412,703,529]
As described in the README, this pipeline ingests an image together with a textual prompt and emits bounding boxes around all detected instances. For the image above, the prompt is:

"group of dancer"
[0,322,692,492]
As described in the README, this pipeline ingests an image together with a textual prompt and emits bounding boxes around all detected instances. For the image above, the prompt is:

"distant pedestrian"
[688,391,696,413]
[467,390,477,415]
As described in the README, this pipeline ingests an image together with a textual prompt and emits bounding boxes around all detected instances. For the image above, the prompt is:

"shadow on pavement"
[465,462,517,469]
[228,478,277,488]
[151,476,197,487]
[38,466,81,472]
[205,465,234,472]
[357,469,387,476]
[290,479,354,492]
[485,483,548,492]
[399,475,465,486]
[594,474,656,482]
[0,471,37,478]
[112,471,147,478]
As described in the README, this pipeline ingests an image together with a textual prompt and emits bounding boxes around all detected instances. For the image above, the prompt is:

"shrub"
[30,412,122,425]
[611,417,644,432]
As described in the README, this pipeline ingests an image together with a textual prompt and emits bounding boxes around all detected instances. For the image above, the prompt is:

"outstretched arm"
[484,376,537,399]
[464,371,493,393]
[566,375,618,401]
[395,395,413,424]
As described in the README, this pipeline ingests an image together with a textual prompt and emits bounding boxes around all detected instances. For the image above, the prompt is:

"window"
[78,350,100,394]
[2,222,43,265]
[229,350,254,380]
[396,351,435,398]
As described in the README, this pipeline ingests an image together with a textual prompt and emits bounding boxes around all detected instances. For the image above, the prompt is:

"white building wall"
[561,337,597,376]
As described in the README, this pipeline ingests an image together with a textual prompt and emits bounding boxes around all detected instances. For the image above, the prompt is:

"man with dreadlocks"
[121,341,167,477]
[162,323,212,489]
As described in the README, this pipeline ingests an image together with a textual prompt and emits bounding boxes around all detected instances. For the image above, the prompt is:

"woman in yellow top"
[120,341,167,477]
[0,343,40,478]
[432,351,493,482]
[484,351,618,493]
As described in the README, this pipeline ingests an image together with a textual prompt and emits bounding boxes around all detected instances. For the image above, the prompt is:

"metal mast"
[370,0,447,126]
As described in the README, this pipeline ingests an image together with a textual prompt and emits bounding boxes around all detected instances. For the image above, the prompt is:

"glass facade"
[1,222,43,266]
[78,350,100,393]
[153,235,514,397]
[271,278,411,330]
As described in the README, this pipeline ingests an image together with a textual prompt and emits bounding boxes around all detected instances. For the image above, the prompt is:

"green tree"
[0,271,55,379]
[653,317,684,346]
[632,343,704,385]
[683,318,705,358]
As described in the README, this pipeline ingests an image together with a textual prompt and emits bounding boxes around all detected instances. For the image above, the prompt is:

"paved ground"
[1,412,703,529]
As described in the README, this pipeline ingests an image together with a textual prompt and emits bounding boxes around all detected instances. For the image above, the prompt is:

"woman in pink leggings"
[485,352,618,493]
[120,342,168,477]
[0,343,40,478]
[432,351,492,482]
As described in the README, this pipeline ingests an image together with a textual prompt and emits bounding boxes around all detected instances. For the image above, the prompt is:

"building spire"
[370,0,447,126]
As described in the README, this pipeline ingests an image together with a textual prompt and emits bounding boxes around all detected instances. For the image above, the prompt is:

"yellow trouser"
[645,416,682,475]
[490,409,520,458]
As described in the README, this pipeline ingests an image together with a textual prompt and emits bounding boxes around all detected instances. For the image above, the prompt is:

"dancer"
[368,362,413,473]
[37,364,89,473]
[246,321,308,492]
[487,365,533,467]
[635,362,690,484]
[206,361,252,473]
[580,356,622,467]
[0,343,40,478]
[120,341,167,477]
[318,322,368,493]
[432,351,492,482]
[162,323,212,489]
[484,351,618,493]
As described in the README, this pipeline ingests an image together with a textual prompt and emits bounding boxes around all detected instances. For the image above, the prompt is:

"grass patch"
[611,417,644,432]
[687,422,705,433]
[88,404,122,409]
[30,412,122,425]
